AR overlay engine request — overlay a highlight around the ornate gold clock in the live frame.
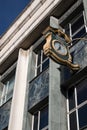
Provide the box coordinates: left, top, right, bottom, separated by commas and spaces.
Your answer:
43, 27, 80, 71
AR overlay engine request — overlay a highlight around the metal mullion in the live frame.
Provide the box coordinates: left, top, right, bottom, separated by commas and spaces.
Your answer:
41, 125, 48, 130
69, 108, 77, 114
38, 111, 40, 130
42, 57, 49, 64
83, 11, 87, 32
35, 54, 38, 76
72, 25, 85, 37
66, 91, 70, 130
41, 50, 43, 72
69, 23, 72, 39
69, 23, 73, 46
32, 115, 34, 130
75, 87, 79, 130
77, 100, 87, 109
5, 81, 9, 102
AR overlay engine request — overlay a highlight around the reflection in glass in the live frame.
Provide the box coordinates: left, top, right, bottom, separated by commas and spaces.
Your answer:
71, 15, 84, 34
68, 87, 75, 110
78, 104, 87, 129
40, 106, 48, 130
42, 59, 49, 72
72, 27, 86, 39
70, 112, 77, 130
77, 79, 87, 105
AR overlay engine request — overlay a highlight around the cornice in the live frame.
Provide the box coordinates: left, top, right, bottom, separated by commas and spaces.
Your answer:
0, 0, 46, 49
0, 0, 61, 65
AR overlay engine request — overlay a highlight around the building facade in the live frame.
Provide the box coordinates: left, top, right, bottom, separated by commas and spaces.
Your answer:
0, 0, 87, 130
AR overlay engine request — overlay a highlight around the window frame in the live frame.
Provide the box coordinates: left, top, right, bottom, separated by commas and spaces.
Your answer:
35, 50, 49, 77
67, 78, 87, 130
59, 3, 87, 47
32, 36, 49, 78
31, 104, 48, 130
0, 62, 16, 106
68, 11, 87, 40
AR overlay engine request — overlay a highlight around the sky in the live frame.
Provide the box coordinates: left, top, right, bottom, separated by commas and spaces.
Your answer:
0, 0, 31, 36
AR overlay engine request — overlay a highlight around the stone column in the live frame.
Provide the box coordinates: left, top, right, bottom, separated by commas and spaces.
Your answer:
24, 46, 37, 130
49, 59, 67, 130
8, 49, 30, 130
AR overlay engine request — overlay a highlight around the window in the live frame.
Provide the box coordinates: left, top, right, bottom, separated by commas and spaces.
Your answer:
67, 79, 87, 130
64, 11, 86, 45
0, 72, 15, 106
32, 105, 48, 130
34, 41, 49, 77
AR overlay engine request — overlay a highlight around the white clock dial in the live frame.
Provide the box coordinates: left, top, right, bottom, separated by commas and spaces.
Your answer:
53, 40, 67, 55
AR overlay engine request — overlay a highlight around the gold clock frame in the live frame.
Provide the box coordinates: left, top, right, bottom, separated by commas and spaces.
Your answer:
52, 40, 68, 56
43, 27, 80, 71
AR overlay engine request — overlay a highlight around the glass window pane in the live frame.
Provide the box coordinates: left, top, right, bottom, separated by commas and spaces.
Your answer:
43, 52, 47, 61
37, 51, 41, 66
37, 66, 41, 76
71, 15, 84, 34
42, 59, 49, 72
77, 79, 87, 105
69, 111, 77, 130
72, 27, 86, 39
65, 26, 70, 36
78, 104, 87, 129
40, 106, 48, 130
7, 75, 15, 100
33, 113, 38, 130
68, 87, 75, 111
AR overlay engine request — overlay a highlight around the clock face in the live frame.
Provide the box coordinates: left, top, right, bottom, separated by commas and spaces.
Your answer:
52, 40, 68, 55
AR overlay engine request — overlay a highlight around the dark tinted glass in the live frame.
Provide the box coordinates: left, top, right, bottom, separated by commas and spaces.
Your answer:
71, 15, 84, 34
70, 112, 77, 130
77, 79, 87, 105
72, 27, 86, 39
42, 59, 49, 71
37, 51, 41, 66
3, 127, 8, 130
68, 87, 75, 110
34, 113, 38, 130
37, 66, 41, 76
78, 104, 87, 129
43, 52, 47, 61
40, 106, 48, 129
65, 27, 70, 37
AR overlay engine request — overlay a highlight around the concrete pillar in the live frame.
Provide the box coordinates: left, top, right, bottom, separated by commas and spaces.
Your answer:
25, 46, 36, 130
49, 59, 67, 130
8, 49, 30, 130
